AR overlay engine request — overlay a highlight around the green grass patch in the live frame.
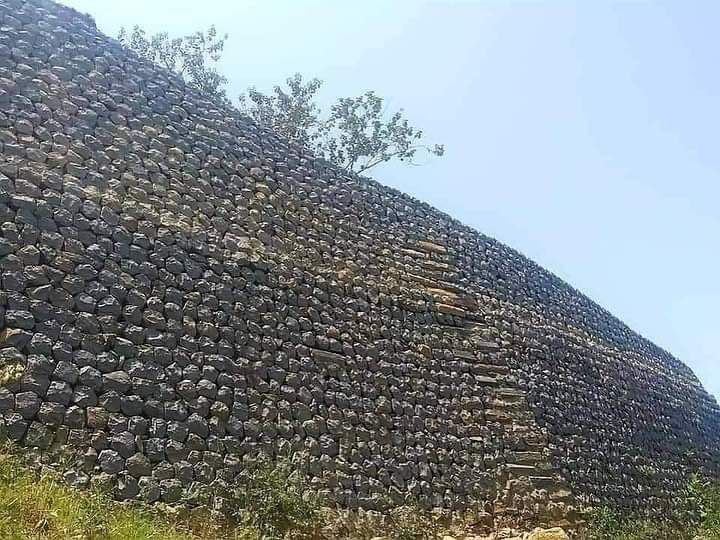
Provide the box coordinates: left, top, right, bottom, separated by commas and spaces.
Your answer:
3, 442, 718, 540
585, 476, 720, 540
0, 448, 444, 539
0, 452, 184, 539
0, 451, 254, 539
229, 455, 323, 539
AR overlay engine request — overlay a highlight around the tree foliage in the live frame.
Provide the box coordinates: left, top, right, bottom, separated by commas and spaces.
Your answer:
118, 25, 228, 101
238, 73, 324, 149
239, 73, 444, 174
228, 455, 323, 539
121, 26, 444, 174
321, 91, 445, 174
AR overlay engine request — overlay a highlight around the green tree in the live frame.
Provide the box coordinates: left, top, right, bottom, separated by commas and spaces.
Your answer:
239, 73, 444, 174
238, 73, 324, 149
121, 26, 444, 174
118, 25, 228, 102
320, 90, 445, 174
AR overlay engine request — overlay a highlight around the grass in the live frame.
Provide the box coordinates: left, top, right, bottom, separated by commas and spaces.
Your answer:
228, 455, 323, 539
0, 450, 255, 540
0, 452, 182, 539
320, 503, 441, 540
585, 476, 720, 540
0, 448, 446, 539
2, 440, 718, 540
585, 507, 688, 540
227, 456, 442, 539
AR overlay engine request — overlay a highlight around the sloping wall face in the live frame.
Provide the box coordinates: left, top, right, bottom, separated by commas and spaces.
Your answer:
0, 0, 718, 527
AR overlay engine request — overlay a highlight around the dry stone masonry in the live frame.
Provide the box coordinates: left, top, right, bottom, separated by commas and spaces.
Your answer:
0, 0, 718, 530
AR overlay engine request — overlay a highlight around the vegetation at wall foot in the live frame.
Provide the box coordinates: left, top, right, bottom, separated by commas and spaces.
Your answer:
585, 477, 720, 540
1, 441, 719, 540
0, 449, 445, 539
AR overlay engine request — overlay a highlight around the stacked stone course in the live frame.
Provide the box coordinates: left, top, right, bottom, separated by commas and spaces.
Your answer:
0, 0, 717, 529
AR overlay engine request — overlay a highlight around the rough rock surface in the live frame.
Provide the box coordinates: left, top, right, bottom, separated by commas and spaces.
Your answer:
0, 0, 718, 530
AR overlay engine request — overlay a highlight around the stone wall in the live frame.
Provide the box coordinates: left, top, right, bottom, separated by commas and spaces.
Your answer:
0, 0, 717, 528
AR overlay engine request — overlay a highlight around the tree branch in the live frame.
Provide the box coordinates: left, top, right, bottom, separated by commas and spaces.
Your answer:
355, 150, 405, 174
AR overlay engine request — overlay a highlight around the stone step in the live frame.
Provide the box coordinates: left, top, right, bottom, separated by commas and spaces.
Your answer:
529, 475, 560, 488
427, 290, 478, 312
443, 280, 475, 293
505, 463, 539, 476
399, 247, 429, 260
461, 311, 488, 324
489, 395, 526, 407
484, 409, 514, 424
452, 330, 500, 354
523, 441, 546, 450
446, 338, 500, 355
550, 488, 574, 502
436, 303, 466, 318
420, 258, 453, 272
505, 451, 544, 465
418, 267, 460, 282
464, 321, 491, 333
426, 278, 469, 295
504, 439, 546, 452
467, 339, 502, 352
506, 468, 560, 484
473, 362, 509, 375
477, 342, 501, 353
413, 240, 448, 255
475, 375, 498, 386
486, 397, 524, 409
494, 387, 526, 399
485, 409, 534, 424
403, 271, 439, 289
437, 324, 470, 335
453, 349, 477, 361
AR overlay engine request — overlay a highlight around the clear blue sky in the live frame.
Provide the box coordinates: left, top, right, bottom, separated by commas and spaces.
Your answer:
60, 0, 720, 399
